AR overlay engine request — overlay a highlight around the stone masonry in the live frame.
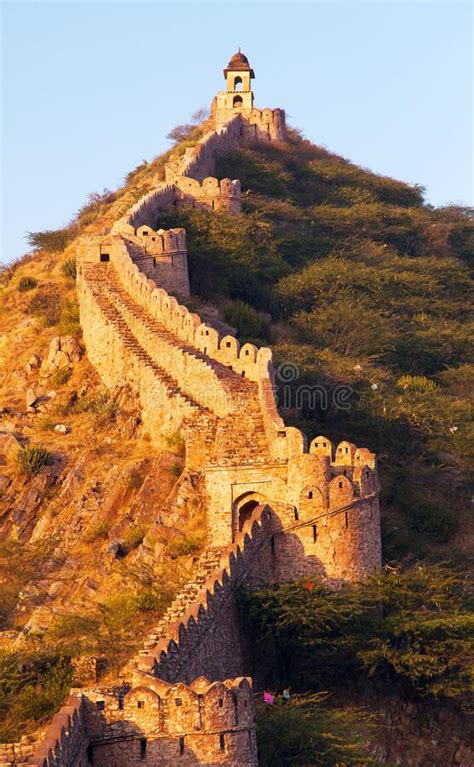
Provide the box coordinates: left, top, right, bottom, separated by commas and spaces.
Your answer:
15, 53, 382, 766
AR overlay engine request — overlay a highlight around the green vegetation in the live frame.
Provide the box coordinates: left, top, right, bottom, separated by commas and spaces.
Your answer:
121, 524, 146, 554
26, 289, 62, 326
48, 584, 174, 675
70, 391, 116, 425
158, 132, 473, 559
166, 535, 203, 559
239, 564, 474, 711
18, 276, 38, 292
256, 693, 376, 766
0, 651, 72, 741
83, 520, 112, 543
222, 299, 269, 343
61, 256, 77, 280
50, 365, 72, 387
16, 447, 53, 478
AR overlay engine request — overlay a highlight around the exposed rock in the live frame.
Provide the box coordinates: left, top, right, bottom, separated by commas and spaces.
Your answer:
54, 424, 69, 435
0, 475, 11, 492
26, 388, 38, 408
0, 431, 22, 461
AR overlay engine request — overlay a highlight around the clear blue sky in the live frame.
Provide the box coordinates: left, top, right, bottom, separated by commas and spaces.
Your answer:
1, 1, 472, 263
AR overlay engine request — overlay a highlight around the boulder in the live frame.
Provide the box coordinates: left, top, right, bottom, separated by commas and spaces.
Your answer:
26, 388, 38, 408
54, 424, 68, 435
0, 432, 21, 460
51, 350, 70, 369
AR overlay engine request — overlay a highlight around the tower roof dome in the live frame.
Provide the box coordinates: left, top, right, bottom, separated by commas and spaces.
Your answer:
224, 50, 255, 78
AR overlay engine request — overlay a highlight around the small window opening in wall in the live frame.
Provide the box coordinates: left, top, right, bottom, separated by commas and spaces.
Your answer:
244, 699, 248, 708
338, 481, 343, 488
140, 739, 147, 760
142, 231, 148, 236
220, 734, 225, 751
241, 371, 245, 377
294, 507, 299, 520
308, 491, 313, 499
218, 698, 224, 707
343, 469, 346, 476
137, 700, 145, 709
179, 737, 185, 755
277, 430, 286, 438
226, 341, 232, 348
96, 700, 105, 711
100, 253, 110, 263
366, 470, 370, 478
153, 258, 156, 267
245, 350, 249, 355
151, 237, 156, 241
345, 447, 349, 454
323, 442, 327, 447
204, 347, 207, 355
117, 697, 123, 710
86, 745, 94, 764
345, 511, 349, 528
175, 698, 182, 707
312, 524, 317, 543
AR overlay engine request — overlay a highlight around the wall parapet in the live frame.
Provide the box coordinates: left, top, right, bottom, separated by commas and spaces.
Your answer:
132, 505, 273, 683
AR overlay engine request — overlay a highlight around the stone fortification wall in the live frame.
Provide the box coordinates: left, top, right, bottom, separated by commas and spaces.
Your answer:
28, 695, 90, 767
134, 506, 273, 683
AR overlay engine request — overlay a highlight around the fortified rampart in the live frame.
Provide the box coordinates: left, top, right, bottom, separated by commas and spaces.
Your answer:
20, 51, 381, 766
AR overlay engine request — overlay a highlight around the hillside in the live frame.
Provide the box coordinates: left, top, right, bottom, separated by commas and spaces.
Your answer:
0, 115, 472, 763
161, 130, 474, 562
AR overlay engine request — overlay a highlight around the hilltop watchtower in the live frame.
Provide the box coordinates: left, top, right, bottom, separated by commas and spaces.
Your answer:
213, 50, 255, 124
212, 50, 286, 141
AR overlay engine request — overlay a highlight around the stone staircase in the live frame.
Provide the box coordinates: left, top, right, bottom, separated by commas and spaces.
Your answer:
82, 262, 272, 465
138, 547, 224, 655
82, 263, 210, 419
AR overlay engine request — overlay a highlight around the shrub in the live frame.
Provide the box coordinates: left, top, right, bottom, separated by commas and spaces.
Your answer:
61, 257, 76, 280
18, 276, 38, 292
128, 468, 144, 489
169, 462, 182, 477
72, 392, 116, 424
26, 290, 62, 326
16, 447, 53, 478
121, 524, 145, 554
409, 502, 458, 543
27, 228, 76, 253
56, 299, 81, 336
222, 299, 269, 341
51, 366, 72, 387
83, 520, 111, 543
166, 535, 203, 559
165, 431, 185, 451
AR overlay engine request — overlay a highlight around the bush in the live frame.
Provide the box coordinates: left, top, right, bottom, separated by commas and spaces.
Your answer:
26, 290, 62, 326
128, 468, 144, 489
16, 447, 53, 478
409, 502, 458, 542
18, 276, 38, 292
256, 694, 375, 766
72, 392, 116, 424
51, 366, 72, 387
169, 462, 182, 477
166, 535, 203, 559
121, 524, 145, 554
0, 653, 72, 741
61, 257, 76, 280
56, 299, 81, 336
222, 299, 269, 342
27, 228, 76, 253
83, 520, 112, 543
